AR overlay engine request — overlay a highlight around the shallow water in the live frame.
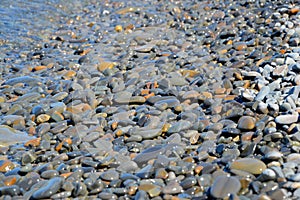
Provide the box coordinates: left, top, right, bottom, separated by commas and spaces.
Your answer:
0, 0, 89, 49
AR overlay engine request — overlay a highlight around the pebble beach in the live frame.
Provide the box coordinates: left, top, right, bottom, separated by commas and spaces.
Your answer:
1, 0, 300, 199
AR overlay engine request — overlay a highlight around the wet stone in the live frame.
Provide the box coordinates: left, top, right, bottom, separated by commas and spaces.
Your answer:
130, 128, 162, 139
0, 185, 20, 196
31, 177, 63, 199
167, 120, 192, 133
264, 151, 283, 160
162, 181, 183, 194
210, 175, 241, 199
180, 177, 197, 189
100, 170, 119, 181
4, 76, 41, 86
138, 183, 161, 197
134, 145, 165, 167
98, 192, 118, 200
136, 164, 153, 179
0, 160, 15, 173
2, 1, 300, 199
40, 170, 59, 179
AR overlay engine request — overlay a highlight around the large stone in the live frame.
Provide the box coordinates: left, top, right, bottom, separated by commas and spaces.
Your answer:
238, 116, 256, 130
230, 158, 266, 175
275, 113, 298, 125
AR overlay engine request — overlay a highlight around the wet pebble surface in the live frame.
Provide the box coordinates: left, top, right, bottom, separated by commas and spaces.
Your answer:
0, 0, 300, 199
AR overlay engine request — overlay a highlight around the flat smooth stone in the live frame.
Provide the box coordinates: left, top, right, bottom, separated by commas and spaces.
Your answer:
210, 175, 241, 199
275, 114, 298, 125
230, 158, 266, 175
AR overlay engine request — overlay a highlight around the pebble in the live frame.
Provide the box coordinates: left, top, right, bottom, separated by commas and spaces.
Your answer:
275, 113, 298, 125
230, 158, 267, 175
1, 0, 300, 199
31, 177, 63, 199
138, 183, 161, 197
238, 116, 256, 130
210, 175, 241, 199
255, 86, 270, 101
100, 170, 119, 181
162, 181, 183, 194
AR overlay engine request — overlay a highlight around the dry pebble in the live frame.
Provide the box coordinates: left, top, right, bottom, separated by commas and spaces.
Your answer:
230, 158, 267, 175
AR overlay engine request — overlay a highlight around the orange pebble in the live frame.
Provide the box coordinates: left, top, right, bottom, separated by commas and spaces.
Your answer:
195, 165, 204, 174
183, 157, 194, 163
280, 49, 286, 54
55, 142, 63, 152
115, 129, 123, 137
4, 177, 17, 186
60, 172, 73, 178
64, 138, 72, 145
24, 138, 41, 147
111, 121, 118, 130
290, 7, 299, 15
28, 126, 36, 135
0, 160, 14, 173
153, 81, 159, 88
141, 89, 150, 95
33, 65, 47, 71
144, 92, 155, 99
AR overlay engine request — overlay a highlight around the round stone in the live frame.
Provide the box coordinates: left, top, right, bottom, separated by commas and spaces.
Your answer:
238, 116, 256, 130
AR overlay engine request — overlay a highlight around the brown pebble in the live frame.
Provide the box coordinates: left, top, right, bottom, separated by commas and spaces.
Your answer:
162, 123, 171, 133
36, 114, 51, 123
190, 132, 200, 144
98, 62, 116, 72
214, 88, 226, 95
230, 158, 266, 174
0, 160, 14, 172
180, 69, 199, 78
62, 70, 76, 80
111, 121, 118, 130
128, 185, 138, 196
241, 132, 254, 142
144, 92, 155, 99
67, 103, 92, 114
33, 65, 47, 71
155, 168, 168, 179
289, 7, 299, 15
4, 176, 17, 186
60, 172, 73, 178
194, 165, 203, 174
115, 25, 123, 32
24, 138, 41, 147
141, 89, 150, 95
238, 116, 256, 130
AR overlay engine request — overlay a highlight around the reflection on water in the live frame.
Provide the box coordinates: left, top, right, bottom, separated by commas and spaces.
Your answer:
0, 0, 86, 46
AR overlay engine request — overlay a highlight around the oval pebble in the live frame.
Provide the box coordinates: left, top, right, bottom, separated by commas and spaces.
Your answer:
32, 177, 63, 199
275, 114, 298, 125
210, 175, 241, 199
230, 158, 266, 175
238, 116, 256, 130
100, 170, 119, 181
